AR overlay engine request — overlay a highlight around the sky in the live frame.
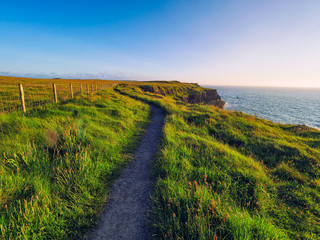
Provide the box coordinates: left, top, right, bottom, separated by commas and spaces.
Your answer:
1, 0, 320, 87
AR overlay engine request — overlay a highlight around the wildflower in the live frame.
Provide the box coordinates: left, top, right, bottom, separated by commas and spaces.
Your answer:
213, 233, 218, 240
225, 212, 229, 221
204, 172, 207, 184
211, 198, 216, 208
194, 180, 198, 191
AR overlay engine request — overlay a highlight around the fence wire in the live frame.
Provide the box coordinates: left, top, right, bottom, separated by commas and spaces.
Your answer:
0, 83, 113, 114
0, 84, 21, 113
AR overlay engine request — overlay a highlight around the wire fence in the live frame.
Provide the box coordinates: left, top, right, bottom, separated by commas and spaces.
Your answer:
0, 83, 112, 114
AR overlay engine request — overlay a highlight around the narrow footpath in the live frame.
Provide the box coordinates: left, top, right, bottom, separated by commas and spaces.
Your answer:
88, 104, 165, 240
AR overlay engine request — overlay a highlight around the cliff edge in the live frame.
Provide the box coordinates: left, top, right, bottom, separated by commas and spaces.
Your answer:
129, 82, 225, 108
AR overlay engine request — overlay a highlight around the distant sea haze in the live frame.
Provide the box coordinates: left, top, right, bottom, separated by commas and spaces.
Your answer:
205, 86, 320, 130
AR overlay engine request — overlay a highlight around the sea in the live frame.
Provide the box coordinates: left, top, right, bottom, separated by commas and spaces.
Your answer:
204, 86, 320, 130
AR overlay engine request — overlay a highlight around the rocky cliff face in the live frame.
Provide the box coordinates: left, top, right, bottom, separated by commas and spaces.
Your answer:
137, 84, 225, 108
186, 89, 221, 103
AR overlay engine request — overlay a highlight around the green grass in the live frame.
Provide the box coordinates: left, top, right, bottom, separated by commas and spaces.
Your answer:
0, 76, 116, 113
116, 84, 320, 240
116, 82, 225, 107
0, 89, 150, 239
2, 79, 320, 239
0, 75, 215, 113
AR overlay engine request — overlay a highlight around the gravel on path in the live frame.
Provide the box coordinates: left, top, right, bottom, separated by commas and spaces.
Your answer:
88, 104, 165, 240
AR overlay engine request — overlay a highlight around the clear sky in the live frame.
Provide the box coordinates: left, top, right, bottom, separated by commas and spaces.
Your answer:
1, 0, 320, 87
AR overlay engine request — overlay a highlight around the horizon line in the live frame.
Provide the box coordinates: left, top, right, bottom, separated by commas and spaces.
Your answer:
1, 74, 320, 89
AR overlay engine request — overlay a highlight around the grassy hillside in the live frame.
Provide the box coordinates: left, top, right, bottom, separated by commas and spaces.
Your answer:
0, 89, 150, 239
1, 76, 220, 113
1, 77, 319, 239
117, 82, 225, 107
0, 76, 118, 113
116, 84, 320, 240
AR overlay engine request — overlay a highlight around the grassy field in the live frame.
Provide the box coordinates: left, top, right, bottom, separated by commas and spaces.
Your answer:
0, 76, 118, 113
116, 84, 320, 240
0, 76, 209, 113
0, 88, 150, 239
1, 77, 320, 239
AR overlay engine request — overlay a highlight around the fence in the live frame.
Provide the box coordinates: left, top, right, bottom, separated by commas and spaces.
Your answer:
0, 83, 112, 114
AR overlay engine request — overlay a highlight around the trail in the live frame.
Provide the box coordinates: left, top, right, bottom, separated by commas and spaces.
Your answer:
88, 104, 165, 240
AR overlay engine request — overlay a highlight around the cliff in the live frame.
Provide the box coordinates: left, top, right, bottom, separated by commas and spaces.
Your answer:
185, 88, 224, 107
133, 83, 225, 108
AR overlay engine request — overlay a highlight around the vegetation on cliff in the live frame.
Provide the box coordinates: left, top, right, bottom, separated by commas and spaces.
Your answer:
116, 84, 320, 240
1, 77, 319, 239
116, 82, 225, 107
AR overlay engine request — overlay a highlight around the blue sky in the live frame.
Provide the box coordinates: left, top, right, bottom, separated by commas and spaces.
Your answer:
1, 0, 320, 87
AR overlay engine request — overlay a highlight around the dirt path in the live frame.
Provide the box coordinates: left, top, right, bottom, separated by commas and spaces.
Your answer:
88, 104, 165, 240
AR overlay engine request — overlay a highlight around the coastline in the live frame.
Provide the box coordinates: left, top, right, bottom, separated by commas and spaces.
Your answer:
205, 85, 320, 130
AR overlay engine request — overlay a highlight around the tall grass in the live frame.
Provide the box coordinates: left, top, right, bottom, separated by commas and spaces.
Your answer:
0, 89, 150, 239
117, 84, 320, 240
2, 80, 319, 239
0, 75, 207, 113
0, 81, 111, 113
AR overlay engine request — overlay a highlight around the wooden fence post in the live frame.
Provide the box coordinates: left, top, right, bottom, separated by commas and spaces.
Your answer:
18, 84, 26, 113
70, 84, 73, 99
80, 84, 83, 94
53, 83, 58, 103
87, 84, 89, 95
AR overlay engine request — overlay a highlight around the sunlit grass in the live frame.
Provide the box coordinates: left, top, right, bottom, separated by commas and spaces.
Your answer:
0, 89, 150, 239
0, 76, 116, 113
1, 79, 319, 239
117, 84, 320, 240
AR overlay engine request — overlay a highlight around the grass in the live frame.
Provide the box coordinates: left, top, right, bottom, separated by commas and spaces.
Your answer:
0, 88, 150, 239
116, 84, 320, 240
0, 76, 211, 113
116, 82, 225, 107
0, 76, 117, 113
1, 78, 320, 239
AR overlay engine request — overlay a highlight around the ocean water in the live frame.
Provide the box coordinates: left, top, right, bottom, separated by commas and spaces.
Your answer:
204, 86, 320, 129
